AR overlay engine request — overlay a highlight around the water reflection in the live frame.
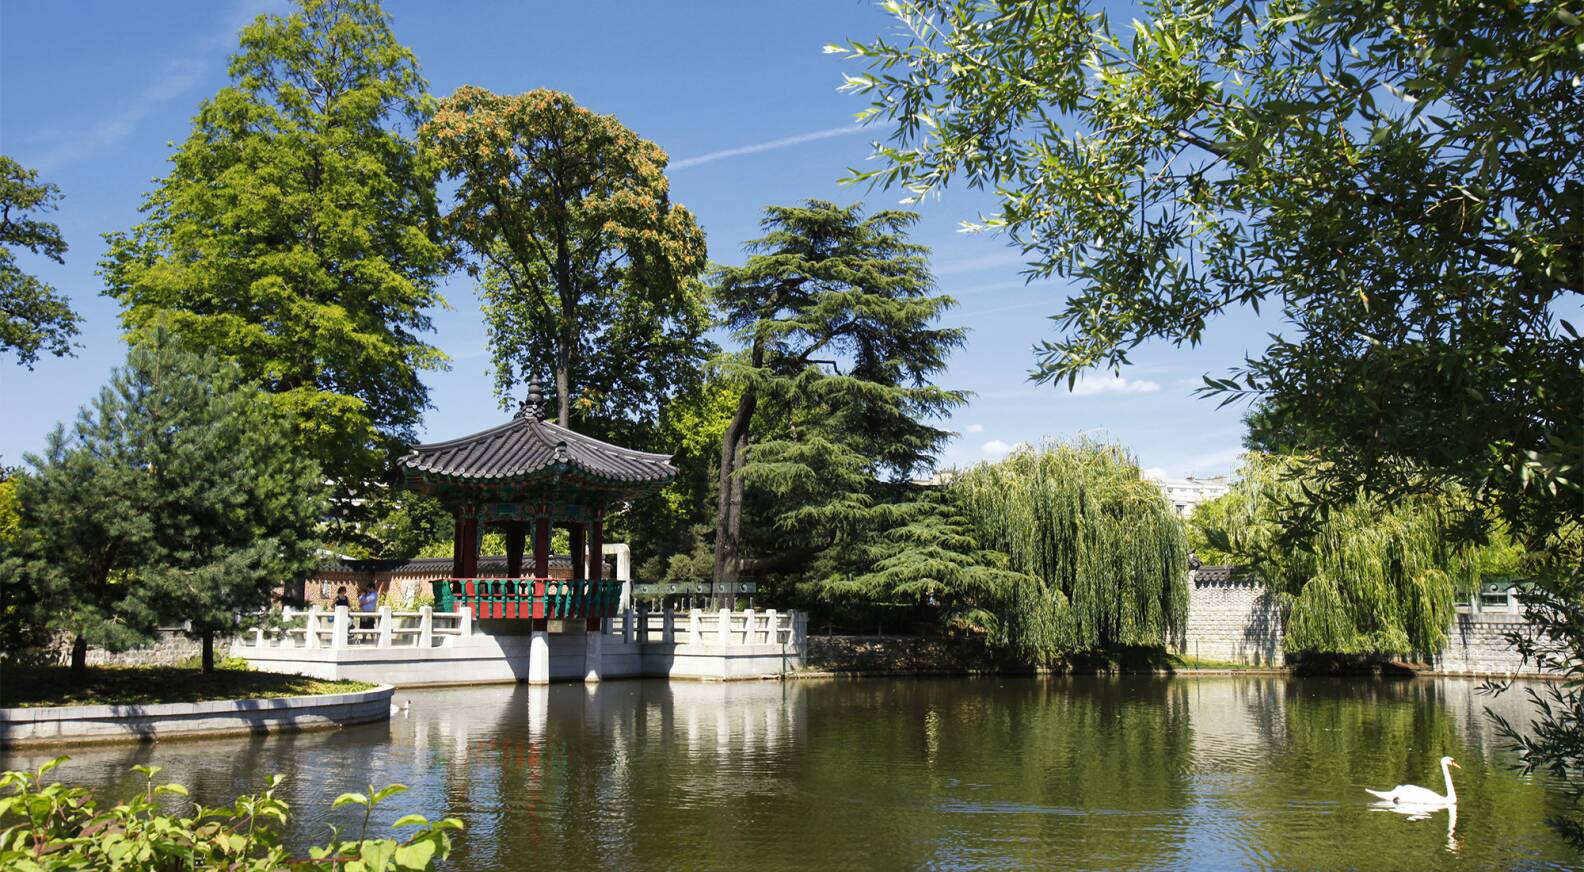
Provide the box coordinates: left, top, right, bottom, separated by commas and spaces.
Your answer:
2, 677, 1574, 870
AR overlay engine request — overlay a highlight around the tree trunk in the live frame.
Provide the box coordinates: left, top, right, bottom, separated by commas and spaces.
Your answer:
713, 387, 757, 591
201, 630, 215, 674
69, 634, 87, 678
555, 364, 571, 428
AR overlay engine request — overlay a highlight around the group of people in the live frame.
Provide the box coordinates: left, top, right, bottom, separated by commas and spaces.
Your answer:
332, 585, 380, 638
331, 584, 378, 612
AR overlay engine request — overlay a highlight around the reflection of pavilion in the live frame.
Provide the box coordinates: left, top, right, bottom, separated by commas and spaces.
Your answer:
236, 384, 807, 685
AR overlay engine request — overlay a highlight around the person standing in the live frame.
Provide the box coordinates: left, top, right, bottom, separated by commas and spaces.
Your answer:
358, 585, 378, 639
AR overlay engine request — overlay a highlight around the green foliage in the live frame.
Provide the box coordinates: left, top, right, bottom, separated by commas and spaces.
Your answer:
0, 473, 18, 545
952, 440, 1189, 654
1185, 493, 1240, 565
710, 200, 967, 590
422, 86, 710, 431
338, 490, 453, 561
1199, 454, 1474, 655
0, 758, 460, 870
622, 377, 740, 573
835, 486, 1062, 659
100, 0, 448, 545
0, 330, 326, 670
0, 665, 372, 708
0, 156, 80, 367
1484, 529, 1584, 849
833, 0, 1582, 554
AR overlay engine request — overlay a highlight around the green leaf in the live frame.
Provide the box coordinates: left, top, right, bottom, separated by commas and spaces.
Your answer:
393, 839, 438, 870
332, 792, 369, 809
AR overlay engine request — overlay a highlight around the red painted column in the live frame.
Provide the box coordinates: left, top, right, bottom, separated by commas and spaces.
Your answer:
533, 517, 551, 579
460, 517, 481, 578
532, 516, 551, 625
505, 523, 526, 578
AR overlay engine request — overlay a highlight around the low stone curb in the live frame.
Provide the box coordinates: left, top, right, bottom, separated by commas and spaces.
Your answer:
0, 684, 394, 749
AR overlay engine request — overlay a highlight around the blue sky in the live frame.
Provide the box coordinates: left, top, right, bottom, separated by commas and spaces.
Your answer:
0, 0, 1264, 478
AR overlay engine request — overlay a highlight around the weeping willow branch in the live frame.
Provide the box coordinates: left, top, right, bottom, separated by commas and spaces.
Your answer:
951, 439, 1190, 654
1202, 453, 1477, 656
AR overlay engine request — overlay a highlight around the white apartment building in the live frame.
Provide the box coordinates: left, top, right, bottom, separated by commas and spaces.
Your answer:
1154, 475, 1231, 517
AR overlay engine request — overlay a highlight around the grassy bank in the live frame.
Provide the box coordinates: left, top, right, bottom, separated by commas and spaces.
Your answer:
0, 661, 375, 708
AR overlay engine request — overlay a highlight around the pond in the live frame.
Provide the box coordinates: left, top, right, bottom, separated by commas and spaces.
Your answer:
3, 676, 1578, 870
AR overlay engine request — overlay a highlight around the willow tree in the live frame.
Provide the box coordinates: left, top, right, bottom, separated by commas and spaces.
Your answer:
1200, 453, 1474, 656
422, 86, 710, 432
836, 485, 1070, 661
952, 440, 1189, 652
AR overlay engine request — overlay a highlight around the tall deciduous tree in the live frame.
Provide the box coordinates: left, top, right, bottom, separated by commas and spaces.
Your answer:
710, 200, 966, 587
2, 331, 326, 675
422, 86, 710, 430
101, 0, 448, 546
0, 156, 80, 367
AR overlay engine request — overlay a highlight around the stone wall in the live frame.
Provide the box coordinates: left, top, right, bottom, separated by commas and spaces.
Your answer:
71, 629, 230, 668
1179, 568, 1285, 666
1431, 612, 1549, 677
1179, 568, 1556, 677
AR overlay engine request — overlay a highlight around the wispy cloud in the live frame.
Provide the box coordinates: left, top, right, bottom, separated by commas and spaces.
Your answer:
1067, 375, 1161, 397
964, 423, 985, 434
981, 439, 1029, 458
1142, 466, 1169, 481
25, 0, 284, 172
670, 124, 868, 170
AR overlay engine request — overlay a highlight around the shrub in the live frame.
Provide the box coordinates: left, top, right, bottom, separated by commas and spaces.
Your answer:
0, 757, 461, 870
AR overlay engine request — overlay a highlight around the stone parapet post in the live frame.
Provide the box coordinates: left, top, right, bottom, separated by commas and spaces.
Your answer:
528, 631, 551, 685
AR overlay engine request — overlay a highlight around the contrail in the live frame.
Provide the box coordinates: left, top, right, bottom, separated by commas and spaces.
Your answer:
670, 124, 868, 170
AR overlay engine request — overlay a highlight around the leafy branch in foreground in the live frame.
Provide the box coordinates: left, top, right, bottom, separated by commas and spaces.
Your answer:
0, 155, 80, 368
833, 0, 1581, 544
0, 757, 462, 870
1482, 534, 1584, 850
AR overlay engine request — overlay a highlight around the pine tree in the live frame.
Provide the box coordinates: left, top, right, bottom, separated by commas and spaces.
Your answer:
709, 200, 966, 590
2, 331, 326, 674
100, 0, 447, 548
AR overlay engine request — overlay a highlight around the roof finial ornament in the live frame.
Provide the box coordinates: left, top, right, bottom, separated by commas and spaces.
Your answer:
517, 378, 545, 421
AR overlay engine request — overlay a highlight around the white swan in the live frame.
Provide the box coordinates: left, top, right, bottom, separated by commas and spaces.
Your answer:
1366, 756, 1461, 808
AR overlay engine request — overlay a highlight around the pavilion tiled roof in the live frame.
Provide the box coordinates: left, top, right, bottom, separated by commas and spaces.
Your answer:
397, 384, 676, 487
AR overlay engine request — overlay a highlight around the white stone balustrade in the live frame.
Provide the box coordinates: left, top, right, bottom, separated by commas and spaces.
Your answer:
245, 605, 473, 650
235, 605, 808, 686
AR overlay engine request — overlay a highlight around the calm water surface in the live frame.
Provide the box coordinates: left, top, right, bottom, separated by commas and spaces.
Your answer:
4, 676, 1579, 870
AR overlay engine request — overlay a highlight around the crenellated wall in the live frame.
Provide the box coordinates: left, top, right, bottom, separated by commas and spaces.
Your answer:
1179, 568, 1285, 666
1180, 567, 1556, 676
